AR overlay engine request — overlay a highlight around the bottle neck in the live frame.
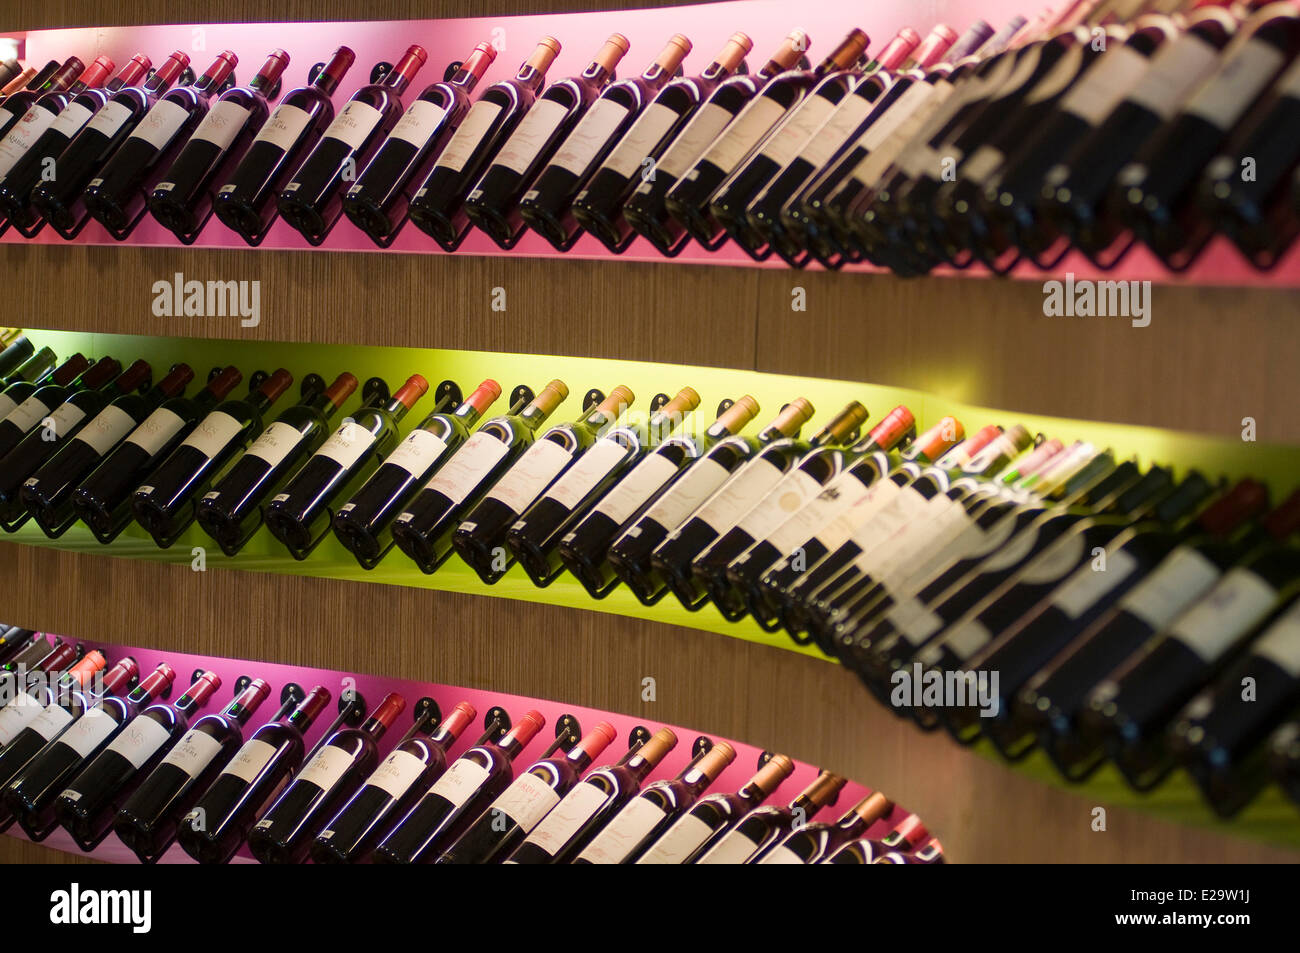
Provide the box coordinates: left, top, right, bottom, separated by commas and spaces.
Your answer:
451, 401, 484, 427
223, 700, 257, 726
286, 707, 317, 733
359, 716, 389, 741
382, 395, 414, 423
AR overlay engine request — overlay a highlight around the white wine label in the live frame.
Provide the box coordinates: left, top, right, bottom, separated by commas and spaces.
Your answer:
701, 96, 787, 174
316, 420, 377, 470
295, 744, 356, 792
1169, 568, 1277, 663
1125, 33, 1221, 121
856, 81, 933, 154
893, 601, 946, 647
490, 770, 562, 831
698, 829, 761, 864
245, 421, 306, 469
1117, 546, 1222, 632
760, 94, 838, 166
48, 101, 95, 140
74, 405, 138, 456
1251, 600, 1300, 678
3, 395, 51, 434
426, 431, 511, 504
106, 715, 173, 769
389, 99, 450, 149
595, 452, 681, 525
1060, 45, 1150, 126
851, 486, 932, 568
0, 393, 17, 419
1052, 547, 1139, 619
253, 103, 313, 151
47, 401, 86, 436
324, 100, 384, 150
735, 469, 824, 539
942, 618, 993, 661
814, 478, 902, 554
484, 438, 572, 512
872, 495, 973, 593
603, 102, 681, 179
190, 99, 251, 151
849, 87, 944, 190
758, 845, 805, 865
84, 100, 134, 139
524, 779, 608, 854
0, 691, 45, 746
221, 738, 277, 784
655, 102, 735, 179
764, 474, 861, 556
1024, 43, 1087, 106
427, 757, 491, 808
545, 438, 630, 510
161, 728, 224, 778
641, 457, 733, 530
366, 749, 428, 800
384, 429, 449, 477
27, 701, 74, 741
435, 100, 503, 173
575, 795, 666, 864
182, 411, 244, 458
637, 812, 714, 864
1019, 533, 1088, 585
494, 99, 569, 175
129, 99, 192, 150
691, 458, 786, 535
551, 98, 629, 177
1184, 40, 1284, 130
126, 407, 188, 457
960, 144, 1004, 186
59, 707, 119, 758
799, 93, 875, 169
0, 105, 58, 176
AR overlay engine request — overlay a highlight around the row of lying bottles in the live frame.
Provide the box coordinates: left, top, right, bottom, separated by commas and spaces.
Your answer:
7, 1, 1300, 273
0, 633, 939, 864
4, 333, 1299, 815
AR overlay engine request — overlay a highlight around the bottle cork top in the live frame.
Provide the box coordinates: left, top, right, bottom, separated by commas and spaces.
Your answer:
207, 365, 244, 400
654, 34, 693, 74
822, 401, 871, 444
576, 722, 618, 760
323, 372, 358, 408
1197, 479, 1269, 537
369, 692, 407, 728
849, 791, 894, 825
693, 740, 737, 780
102, 657, 139, 694
864, 404, 917, 453
116, 55, 152, 87
593, 33, 631, 73
530, 379, 569, 416
114, 359, 153, 394
51, 354, 90, 386
770, 30, 811, 71
441, 701, 478, 738
716, 394, 761, 433
660, 386, 701, 418
827, 28, 871, 69
771, 397, 816, 437
466, 378, 503, 415
596, 384, 636, 417
257, 368, 294, 403
802, 770, 847, 807
749, 753, 795, 794
638, 726, 678, 765
713, 32, 754, 72
392, 373, 429, 409
525, 37, 563, 73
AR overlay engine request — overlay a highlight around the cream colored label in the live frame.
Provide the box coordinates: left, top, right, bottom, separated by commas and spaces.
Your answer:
245, 421, 305, 469
0, 690, 44, 746
106, 715, 172, 769
253, 103, 313, 151
759, 94, 838, 166
4, 394, 51, 434
435, 100, 503, 173
427, 757, 491, 809
424, 431, 510, 505
1183, 39, 1284, 130
129, 99, 192, 150
490, 771, 562, 831
494, 98, 569, 175
1024, 44, 1087, 105
688, 457, 786, 534
545, 438, 630, 510
48, 100, 94, 140
126, 407, 187, 456
595, 453, 680, 525
550, 98, 629, 177
637, 812, 715, 864
161, 728, 224, 778
366, 749, 428, 800
799, 93, 876, 168
1252, 600, 1300, 678
324, 100, 384, 150
47, 401, 86, 437
74, 405, 137, 456
1125, 33, 1221, 121
0, 104, 57, 176
221, 738, 276, 784
182, 411, 244, 458
575, 795, 665, 864
602, 102, 680, 179
484, 437, 572, 512
0, 393, 17, 419
700, 96, 786, 174
192, 99, 251, 150
384, 429, 449, 477
1118, 546, 1223, 631
1169, 568, 1277, 663
697, 828, 760, 864
522, 780, 608, 855
27, 701, 74, 741
389, 99, 450, 149
1060, 45, 1150, 125
59, 707, 119, 758
84, 100, 133, 139
295, 744, 355, 792
1052, 548, 1138, 619
960, 144, 1004, 186
641, 457, 732, 529
735, 468, 823, 539
655, 102, 735, 179
758, 844, 804, 864
316, 420, 377, 470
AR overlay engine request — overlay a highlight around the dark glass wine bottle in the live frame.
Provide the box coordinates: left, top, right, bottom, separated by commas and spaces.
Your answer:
148, 50, 289, 243
754, 791, 892, 864
196, 372, 357, 556
344, 42, 496, 247
113, 678, 271, 864
0, 56, 84, 142
821, 812, 930, 863
0, 335, 35, 382
0, 55, 110, 180
278, 45, 427, 245
694, 769, 845, 864
177, 685, 331, 864
71, 366, 242, 544
212, 46, 355, 246
0, 347, 59, 416
0, 642, 83, 748
464, 35, 628, 249
334, 379, 501, 569
0, 354, 114, 460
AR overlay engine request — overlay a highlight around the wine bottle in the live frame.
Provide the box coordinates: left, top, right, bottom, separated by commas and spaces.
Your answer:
0, 66, 38, 99
391, 382, 567, 574
0, 55, 110, 179
0, 335, 36, 382
21, 364, 193, 538
0, 636, 64, 677
0, 56, 84, 142
464, 35, 628, 249
374, 710, 546, 864
0, 627, 41, 668
0, 55, 151, 236
148, 50, 289, 243
0, 59, 22, 91
0, 354, 115, 460
561, 395, 756, 599
574, 741, 734, 864
505, 727, 676, 864
54, 672, 221, 850
0, 350, 77, 420
213, 46, 355, 246
197, 372, 357, 556
873, 837, 946, 864
821, 812, 930, 864
344, 43, 496, 247
113, 678, 271, 864
709, 28, 871, 260
72, 366, 243, 544
636, 753, 794, 864
279, 45, 427, 245
177, 685, 331, 864
248, 692, 405, 864
521, 35, 693, 251
83, 51, 239, 240
652, 398, 817, 610
28, 51, 189, 239
311, 701, 476, 864
694, 769, 845, 863
455, 384, 630, 584
408, 38, 562, 251
4, 663, 174, 841
263, 374, 427, 559
755, 791, 892, 863
335, 379, 500, 569
132, 368, 293, 547
437, 721, 616, 863
510, 387, 699, 587
0, 643, 84, 748
574, 34, 752, 253
625, 32, 807, 256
